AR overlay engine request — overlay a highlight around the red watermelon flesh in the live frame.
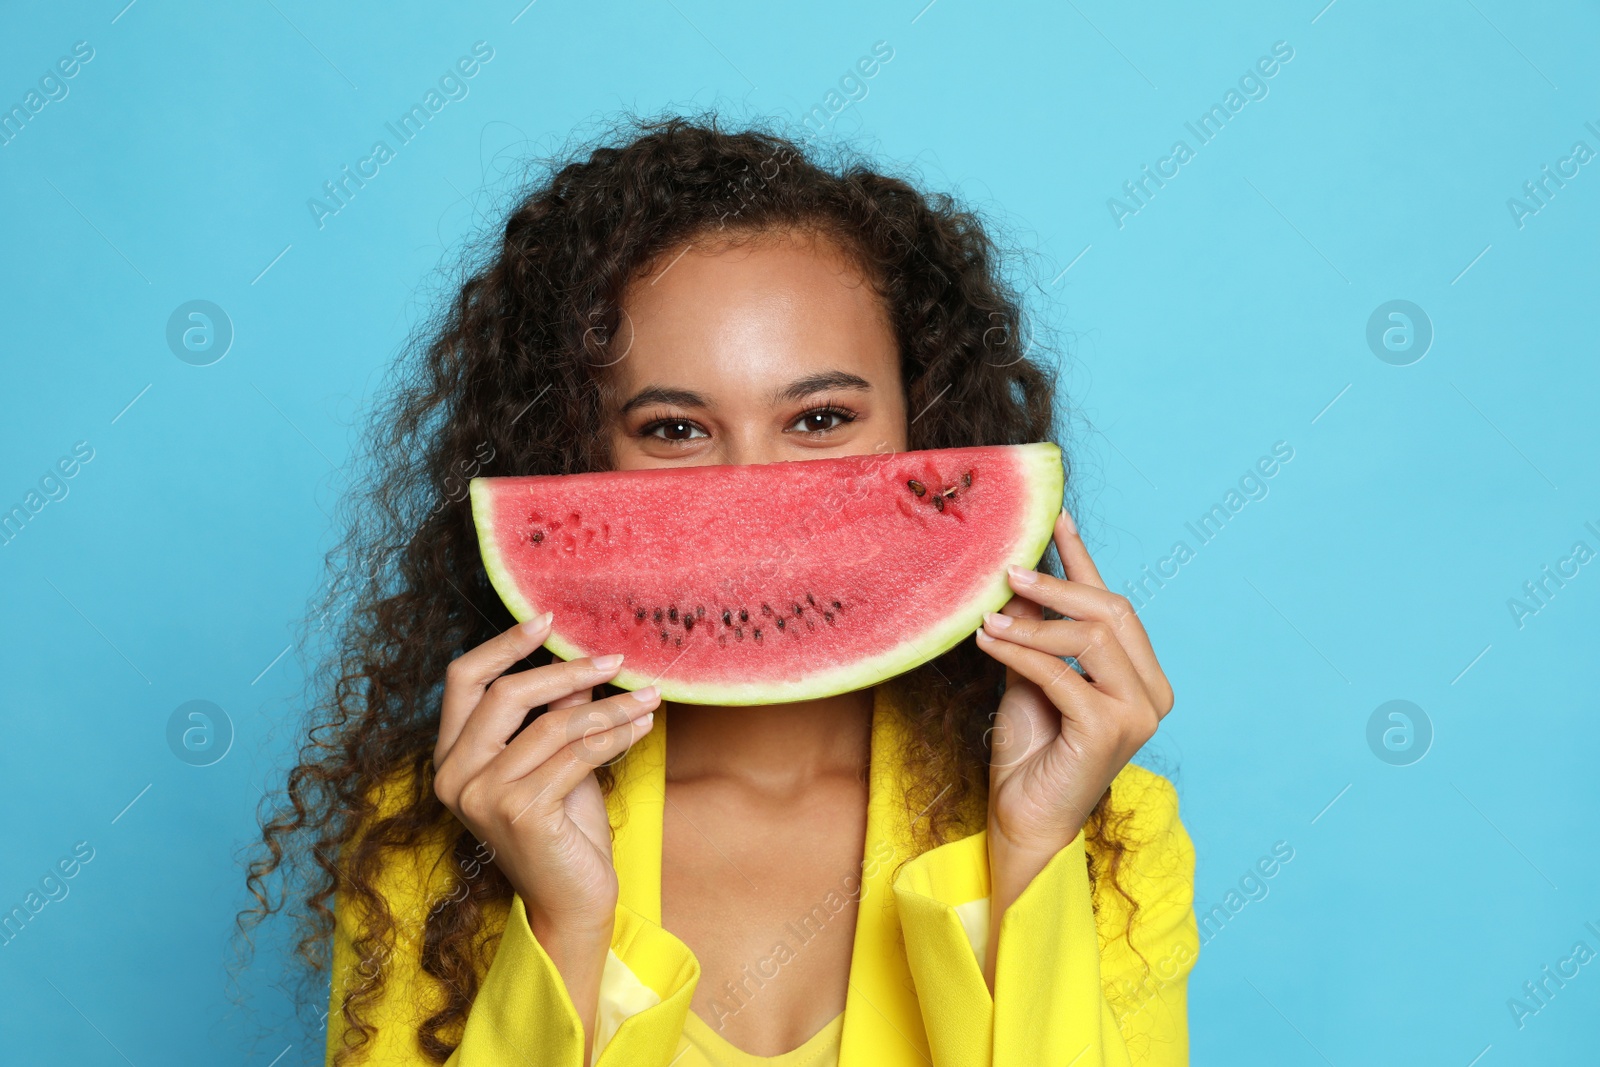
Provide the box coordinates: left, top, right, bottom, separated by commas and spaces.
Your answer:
469, 443, 1063, 705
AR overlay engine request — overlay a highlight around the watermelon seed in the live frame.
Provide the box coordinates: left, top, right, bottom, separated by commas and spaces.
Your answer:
735, 627, 744, 640
776, 617, 786, 631
793, 603, 803, 616
824, 611, 834, 624
659, 630, 668, 642
696, 605, 705, 620
674, 636, 682, 647
668, 607, 678, 622
806, 593, 816, 607
684, 615, 695, 632
741, 608, 751, 622
653, 608, 664, 623
962, 470, 973, 487
635, 608, 646, 622
753, 629, 762, 641
933, 495, 945, 512
941, 486, 957, 498
831, 600, 843, 610
908, 479, 926, 496
722, 609, 732, 626
531, 531, 544, 543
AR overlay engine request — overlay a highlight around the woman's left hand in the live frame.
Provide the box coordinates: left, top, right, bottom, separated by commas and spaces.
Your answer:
975, 507, 1175, 939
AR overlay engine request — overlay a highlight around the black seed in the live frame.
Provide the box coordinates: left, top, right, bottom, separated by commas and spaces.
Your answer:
824, 611, 834, 623
962, 470, 972, 487
684, 616, 694, 631
634, 608, 646, 621
753, 629, 762, 641
654, 608, 663, 623
908, 479, 926, 496
722, 610, 732, 626
735, 627, 744, 640
675, 636, 682, 647
740, 608, 750, 622
659, 630, 668, 642
668, 607, 678, 622
831, 600, 842, 610
933, 495, 945, 512
696, 605, 705, 619
531, 531, 544, 543
794, 603, 803, 615
942, 486, 957, 497
806, 594, 816, 607
776, 617, 786, 630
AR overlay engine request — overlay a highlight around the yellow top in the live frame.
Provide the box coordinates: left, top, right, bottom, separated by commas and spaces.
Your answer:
680, 1009, 842, 1066
325, 685, 1199, 1066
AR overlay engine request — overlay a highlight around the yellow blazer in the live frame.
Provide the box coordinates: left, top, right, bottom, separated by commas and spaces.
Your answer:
326, 685, 1199, 1065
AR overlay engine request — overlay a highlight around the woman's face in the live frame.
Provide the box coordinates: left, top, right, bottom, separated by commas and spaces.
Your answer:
604, 228, 908, 470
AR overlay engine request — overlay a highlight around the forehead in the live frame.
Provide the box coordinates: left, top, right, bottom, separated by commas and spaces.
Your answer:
607, 228, 898, 398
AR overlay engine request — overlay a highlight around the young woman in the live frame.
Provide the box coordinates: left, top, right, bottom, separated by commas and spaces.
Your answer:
242, 117, 1196, 1067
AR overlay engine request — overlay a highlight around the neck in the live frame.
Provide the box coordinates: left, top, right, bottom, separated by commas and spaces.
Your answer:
662, 687, 874, 792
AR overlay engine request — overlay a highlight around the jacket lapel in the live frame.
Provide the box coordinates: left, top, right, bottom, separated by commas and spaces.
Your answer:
838, 684, 930, 1064
605, 686, 931, 1062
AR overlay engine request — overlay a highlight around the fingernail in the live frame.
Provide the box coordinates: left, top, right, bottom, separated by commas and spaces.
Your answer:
592, 653, 624, 671
520, 611, 553, 635
974, 625, 992, 642
1007, 565, 1038, 585
631, 685, 659, 703
633, 711, 654, 728
1059, 508, 1077, 535
984, 612, 1013, 630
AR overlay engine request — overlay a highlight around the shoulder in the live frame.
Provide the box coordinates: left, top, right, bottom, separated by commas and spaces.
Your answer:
336, 763, 463, 934
1089, 763, 1196, 934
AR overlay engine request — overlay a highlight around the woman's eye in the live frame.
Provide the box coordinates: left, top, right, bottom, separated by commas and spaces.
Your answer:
644, 418, 707, 442
791, 408, 854, 434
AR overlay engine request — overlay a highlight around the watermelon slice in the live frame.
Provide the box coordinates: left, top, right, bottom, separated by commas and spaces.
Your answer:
468, 443, 1063, 705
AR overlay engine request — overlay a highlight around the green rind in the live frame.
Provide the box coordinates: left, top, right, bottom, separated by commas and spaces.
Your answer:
469, 477, 538, 622
469, 443, 1065, 705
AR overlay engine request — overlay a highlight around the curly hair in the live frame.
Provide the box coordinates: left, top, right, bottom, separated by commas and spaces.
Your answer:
235, 113, 1143, 1065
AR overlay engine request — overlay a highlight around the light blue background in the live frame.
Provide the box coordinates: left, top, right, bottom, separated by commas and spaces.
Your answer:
2, 1, 1596, 1064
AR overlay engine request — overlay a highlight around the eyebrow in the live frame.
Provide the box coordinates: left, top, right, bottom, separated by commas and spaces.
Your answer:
617, 370, 873, 416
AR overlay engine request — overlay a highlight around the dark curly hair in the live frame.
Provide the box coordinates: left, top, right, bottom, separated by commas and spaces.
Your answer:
235, 113, 1142, 1065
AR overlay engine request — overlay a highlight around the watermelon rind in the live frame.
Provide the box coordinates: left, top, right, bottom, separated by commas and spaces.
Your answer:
468, 443, 1064, 705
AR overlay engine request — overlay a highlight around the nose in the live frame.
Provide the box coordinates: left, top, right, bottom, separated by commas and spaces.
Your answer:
707, 426, 788, 468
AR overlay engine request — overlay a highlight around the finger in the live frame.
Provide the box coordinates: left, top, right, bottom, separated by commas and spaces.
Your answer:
547, 685, 593, 713
1053, 507, 1109, 590
981, 614, 1142, 703
488, 686, 662, 785
975, 627, 1097, 720
1004, 566, 1171, 711
501, 707, 658, 826
445, 656, 628, 781
438, 613, 553, 759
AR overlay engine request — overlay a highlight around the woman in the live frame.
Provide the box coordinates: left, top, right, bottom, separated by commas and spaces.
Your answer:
241, 116, 1196, 1066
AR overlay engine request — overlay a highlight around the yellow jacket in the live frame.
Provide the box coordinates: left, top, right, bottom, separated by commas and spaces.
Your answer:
326, 685, 1199, 1066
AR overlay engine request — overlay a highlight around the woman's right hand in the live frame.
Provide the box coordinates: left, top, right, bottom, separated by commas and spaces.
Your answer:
432, 611, 659, 1046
